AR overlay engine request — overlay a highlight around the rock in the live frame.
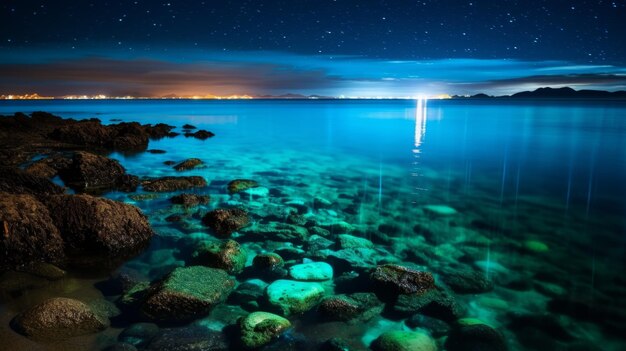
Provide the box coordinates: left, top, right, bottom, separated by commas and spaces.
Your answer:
289, 262, 333, 281
229, 279, 268, 308
337, 234, 374, 249
317, 292, 383, 322
265, 280, 325, 316
406, 314, 450, 337
445, 322, 508, 351
306, 235, 335, 253
129, 193, 161, 201
164, 160, 176, 166
191, 239, 247, 274
25, 154, 72, 178
103, 343, 138, 351
523, 240, 549, 253
239, 311, 291, 349
239, 222, 308, 243
18, 262, 66, 280
423, 205, 457, 216
184, 129, 215, 140
313, 197, 333, 208
182, 124, 197, 130
173, 158, 204, 171
46, 194, 154, 256
320, 338, 351, 351
202, 208, 250, 237
170, 194, 210, 207
145, 123, 177, 139
142, 176, 207, 192
50, 120, 151, 151
145, 326, 229, 351
11, 297, 109, 341
119, 322, 160, 347
58, 151, 138, 193
227, 179, 259, 194
0, 167, 65, 196
370, 264, 436, 298
253, 253, 285, 270
440, 268, 494, 294
141, 266, 235, 322
147, 149, 166, 154
371, 331, 437, 351
393, 288, 463, 322
0, 193, 65, 270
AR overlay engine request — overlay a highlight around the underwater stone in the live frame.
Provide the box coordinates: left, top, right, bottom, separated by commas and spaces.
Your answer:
240, 222, 309, 243
370, 264, 436, 297
182, 124, 196, 129
170, 193, 210, 207
393, 288, 463, 322
317, 292, 383, 322
142, 176, 207, 192
325, 248, 381, 273
440, 268, 494, 294
265, 279, 325, 316
11, 297, 109, 341
337, 234, 374, 249
406, 314, 450, 337
523, 240, 549, 253
118, 322, 160, 347
423, 205, 458, 216
253, 253, 285, 270
191, 239, 247, 274
313, 196, 333, 208
289, 261, 333, 281
371, 331, 437, 351
227, 179, 260, 194
184, 129, 215, 140
173, 158, 204, 171
144, 326, 228, 351
202, 208, 250, 238
141, 266, 235, 323
239, 311, 291, 349
229, 279, 268, 308
445, 322, 508, 351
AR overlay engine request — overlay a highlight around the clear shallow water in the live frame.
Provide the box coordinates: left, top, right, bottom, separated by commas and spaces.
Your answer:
1, 99, 626, 350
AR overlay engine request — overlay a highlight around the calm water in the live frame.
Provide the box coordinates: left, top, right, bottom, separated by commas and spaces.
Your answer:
1, 99, 625, 350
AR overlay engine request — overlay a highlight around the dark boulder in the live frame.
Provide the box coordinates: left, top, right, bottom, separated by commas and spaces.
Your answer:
440, 267, 494, 294
145, 326, 229, 351
190, 239, 247, 274
173, 158, 204, 171
145, 123, 176, 139
445, 322, 508, 351
142, 176, 207, 192
170, 193, 210, 207
317, 292, 383, 322
184, 129, 215, 140
182, 124, 197, 130
58, 151, 138, 193
0, 167, 65, 196
202, 208, 250, 238
227, 179, 259, 194
0, 193, 65, 270
370, 264, 436, 298
392, 288, 464, 322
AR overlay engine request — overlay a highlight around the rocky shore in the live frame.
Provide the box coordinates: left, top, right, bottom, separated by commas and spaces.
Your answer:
1, 111, 624, 351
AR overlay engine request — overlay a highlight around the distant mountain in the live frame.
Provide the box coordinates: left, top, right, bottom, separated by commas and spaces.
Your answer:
510, 87, 626, 99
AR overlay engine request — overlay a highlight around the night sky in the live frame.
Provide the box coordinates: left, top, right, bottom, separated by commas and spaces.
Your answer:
2, 0, 626, 97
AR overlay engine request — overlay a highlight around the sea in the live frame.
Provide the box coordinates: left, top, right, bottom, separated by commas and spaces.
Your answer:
1, 99, 625, 350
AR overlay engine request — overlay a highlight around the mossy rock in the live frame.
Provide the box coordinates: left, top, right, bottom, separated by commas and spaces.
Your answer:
288, 261, 333, 281
371, 331, 437, 351
239, 311, 291, 349
265, 279, 325, 316
191, 239, 247, 274
228, 179, 259, 194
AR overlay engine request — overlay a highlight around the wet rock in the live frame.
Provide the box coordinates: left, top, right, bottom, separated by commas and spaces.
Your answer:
306, 234, 335, 253
11, 297, 109, 341
393, 288, 463, 322
406, 314, 450, 337
317, 292, 383, 322
227, 179, 260, 194
119, 322, 160, 348
173, 158, 204, 171
58, 151, 138, 193
445, 321, 508, 351
46, 194, 154, 256
239, 311, 291, 349
182, 124, 197, 130
50, 120, 152, 151
229, 279, 268, 310
289, 262, 333, 281
253, 253, 285, 270
337, 234, 374, 249
25, 154, 72, 178
129, 193, 161, 201
0, 167, 65, 196
370, 264, 436, 298
239, 222, 308, 243
265, 279, 325, 316
184, 129, 215, 140
141, 266, 235, 323
371, 331, 437, 351
17, 262, 66, 280
423, 205, 457, 216
170, 193, 210, 207
313, 197, 333, 209
191, 239, 247, 274
0, 193, 65, 270
325, 248, 381, 273
145, 326, 229, 351
202, 208, 250, 238
440, 267, 494, 294
163, 160, 176, 166
147, 149, 166, 154
142, 176, 207, 192
145, 123, 177, 139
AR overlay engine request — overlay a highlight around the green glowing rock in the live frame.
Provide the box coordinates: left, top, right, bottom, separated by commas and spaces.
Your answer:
265, 279, 325, 315
371, 331, 437, 351
191, 239, 247, 274
288, 261, 333, 281
423, 205, 458, 216
337, 234, 374, 249
523, 240, 549, 253
239, 311, 291, 349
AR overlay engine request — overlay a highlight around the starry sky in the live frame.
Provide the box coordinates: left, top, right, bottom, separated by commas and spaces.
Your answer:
1, 0, 626, 97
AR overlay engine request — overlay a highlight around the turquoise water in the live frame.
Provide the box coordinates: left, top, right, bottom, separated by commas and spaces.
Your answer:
1, 99, 626, 350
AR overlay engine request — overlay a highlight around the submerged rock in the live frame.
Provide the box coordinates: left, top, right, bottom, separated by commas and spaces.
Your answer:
370, 264, 436, 298
58, 151, 138, 193
173, 158, 204, 171
289, 262, 333, 281
423, 205, 458, 216
46, 194, 154, 256
141, 266, 235, 323
11, 297, 109, 341
393, 288, 463, 322
145, 326, 228, 351
202, 208, 250, 237
170, 193, 210, 207
445, 321, 508, 351
265, 279, 325, 316
227, 179, 259, 194
239, 311, 291, 349
337, 234, 374, 249
406, 314, 451, 337
191, 239, 247, 274
0, 193, 65, 270
240, 222, 309, 243
118, 322, 160, 348
440, 268, 494, 294
371, 331, 437, 351
252, 253, 285, 270
317, 292, 383, 322
184, 129, 215, 140
142, 176, 207, 192
182, 124, 197, 130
